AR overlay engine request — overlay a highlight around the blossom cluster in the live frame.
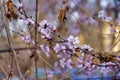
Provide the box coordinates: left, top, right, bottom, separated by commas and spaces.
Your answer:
38, 20, 56, 39
8, 0, 120, 79
98, 10, 112, 22
19, 18, 120, 79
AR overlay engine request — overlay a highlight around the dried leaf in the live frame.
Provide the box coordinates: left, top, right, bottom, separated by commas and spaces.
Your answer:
24, 70, 30, 77
6, 1, 14, 13
29, 51, 35, 59
58, 5, 69, 25
58, 9, 67, 24
6, 1, 18, 19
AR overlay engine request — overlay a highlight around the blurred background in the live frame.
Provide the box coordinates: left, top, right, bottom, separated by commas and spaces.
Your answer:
0, 0, 120, 79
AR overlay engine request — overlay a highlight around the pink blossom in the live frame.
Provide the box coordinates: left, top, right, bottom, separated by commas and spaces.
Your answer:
40, 44, 50, 57
98, 10, 106, 19
54, 44, 61, 53
98, 10, 112, 22
39, 20, 49, 28
25, 18, 35, 25
21, 35, 31, 43
60, 59, 66, 68
67, 35, 79, 50
80, 44, 93, 55
38, 20, 56, 39
18, 3, 23, 8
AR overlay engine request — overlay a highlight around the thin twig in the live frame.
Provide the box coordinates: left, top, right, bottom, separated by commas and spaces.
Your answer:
15, 0, 34, 37
34, 0, 38, 80
2, 0, 14, 79
0, 65, 8, 78
3, 0, 23, 79
43, 61, 48, 80
39, 55, 56, 70
0, 47, 35, 53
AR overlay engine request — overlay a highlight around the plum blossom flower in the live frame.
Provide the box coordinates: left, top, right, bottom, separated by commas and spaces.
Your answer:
91, 64, 96, 69
98, 10, 112, 22
59, 58, 72, 69
80, 44, 93, 56
40, 44, 50, 57
67, 35, 79, 50
104, 16, 112, 22
18, 3, 23, 8
98, 10, 106, 19
40, 28, 51, 39
60, 58, 66, 68
21, 35, 31, 43
25, 18, 35, 25
21, 35, 35, 45
106, 62, 116, 66
76, 57, 84, 68
80, 44, 93, 53
38, 20, 56, 39
54, 44, 61, 53
66, 59, 72, 69
99, 66, 113, 75
39, 20, 50, 28
18, 2, 23, 12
